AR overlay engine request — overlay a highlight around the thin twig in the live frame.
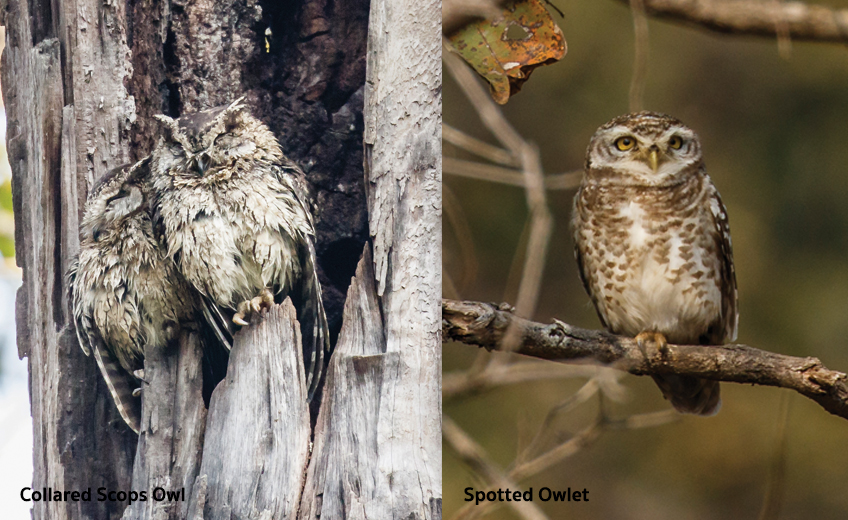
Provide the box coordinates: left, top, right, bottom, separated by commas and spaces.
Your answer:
444, 361, 606, 399
444, 124, 518, 167
444, 47, 527, 152
517, 379, 600, 464
444, 417, 551, 520
444, 184, 479, 293
543, 170, 582, 190
513, 143, 551, 322
454, 405, 675, 520
444, 157, 527, 187
772, 0, 793, 59
444, 157, 582, 190
629, 0, 650, 112
757, 391, 791, 520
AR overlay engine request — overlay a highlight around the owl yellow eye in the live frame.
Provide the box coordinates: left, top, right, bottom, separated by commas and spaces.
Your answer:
668, 136, 683, 149
615, 136, 636, 151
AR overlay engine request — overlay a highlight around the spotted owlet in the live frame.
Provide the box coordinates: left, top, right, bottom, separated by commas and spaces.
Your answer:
69, 158, 196, 433
149, 99, 330, 399
572, 111, 737, 416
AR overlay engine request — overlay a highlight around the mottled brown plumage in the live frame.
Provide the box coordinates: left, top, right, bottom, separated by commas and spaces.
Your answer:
573, 111, 737, 415
150, 99, 330, 399
69, 159, 196, 432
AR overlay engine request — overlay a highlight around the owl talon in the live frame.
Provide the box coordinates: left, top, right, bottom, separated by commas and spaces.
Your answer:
132, 387, 142, 397
635, 331, 668, 363
234, 289, 275, 325
249, 288, 275, 313
133, 369, 145, 380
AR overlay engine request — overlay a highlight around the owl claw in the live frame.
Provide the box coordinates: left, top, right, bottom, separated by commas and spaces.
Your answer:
635, 331, 668, 363
233, 288, 276, 326
132, 387, 142, 397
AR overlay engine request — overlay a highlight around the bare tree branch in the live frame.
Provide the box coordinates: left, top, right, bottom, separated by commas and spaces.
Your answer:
443, 299, 848, 421
614, 0, 848, 43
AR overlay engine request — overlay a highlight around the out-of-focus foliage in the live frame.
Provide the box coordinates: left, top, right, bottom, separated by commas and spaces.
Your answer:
444, 1, 848, 519
447, 0, 566, 104
0, 29, 15, 263
0, 180, 14, 259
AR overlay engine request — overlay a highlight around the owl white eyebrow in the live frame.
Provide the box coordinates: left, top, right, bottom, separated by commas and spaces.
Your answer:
660, 129, 695, 142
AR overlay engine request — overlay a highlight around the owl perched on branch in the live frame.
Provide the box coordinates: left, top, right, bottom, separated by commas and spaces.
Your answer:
572, 111, 737, 416
150, 99, 330, 399
69, 159, 196, 433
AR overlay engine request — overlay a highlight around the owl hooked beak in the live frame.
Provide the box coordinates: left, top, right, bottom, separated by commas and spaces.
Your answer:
188, 152, 212, 175
641, 146, 665, 172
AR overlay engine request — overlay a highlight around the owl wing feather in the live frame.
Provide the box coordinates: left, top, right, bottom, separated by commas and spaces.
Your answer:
68, 256, 142, 433
91, 339, 142, 434
272, 163, 329, 400
707, 181, 738, 343
197, 290, 234, 351
572, 187, 613, 331
67, 257, 92, 356
296, 236, 330, 401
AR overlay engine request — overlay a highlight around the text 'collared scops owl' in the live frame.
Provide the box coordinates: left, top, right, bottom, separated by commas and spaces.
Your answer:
150, 99, 330, 399
572, 111, 737, 416
69, 159, 196, 433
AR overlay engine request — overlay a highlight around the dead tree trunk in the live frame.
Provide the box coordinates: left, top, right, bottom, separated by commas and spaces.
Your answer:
2, 0, 441, 518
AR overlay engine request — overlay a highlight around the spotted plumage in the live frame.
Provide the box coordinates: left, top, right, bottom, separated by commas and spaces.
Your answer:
150, 99, 330, 399
572, 111, 737, 415
69, 159, 196, 432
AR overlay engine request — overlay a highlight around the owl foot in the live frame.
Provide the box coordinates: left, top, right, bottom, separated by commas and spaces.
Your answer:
635, 331, 668, 364
233, 288, 276, 326
131, 369, 145, 397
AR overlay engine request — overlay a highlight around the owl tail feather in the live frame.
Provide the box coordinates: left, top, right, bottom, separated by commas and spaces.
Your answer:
297, 239, 331, 402
92, 342, 142, 433
651, 374, 721, 416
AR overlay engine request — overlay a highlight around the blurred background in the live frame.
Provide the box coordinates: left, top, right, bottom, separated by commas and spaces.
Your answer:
443, 1, 848, 519
0, 26, 34, 519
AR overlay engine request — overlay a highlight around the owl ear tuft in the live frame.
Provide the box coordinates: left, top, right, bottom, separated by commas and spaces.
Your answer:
153, 113, 175, 125
153, 114, 180, 136
224, 97, 247, 115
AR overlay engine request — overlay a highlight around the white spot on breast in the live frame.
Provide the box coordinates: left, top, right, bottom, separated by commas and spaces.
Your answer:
621, 201, 648, 248
603, 200, 722, 340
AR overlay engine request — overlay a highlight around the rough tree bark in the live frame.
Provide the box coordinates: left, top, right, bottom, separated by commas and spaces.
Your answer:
2, 0, 441, 518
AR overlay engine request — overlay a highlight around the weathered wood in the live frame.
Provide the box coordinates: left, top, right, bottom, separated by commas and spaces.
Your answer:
189, 301, 310, 520
362, 0, 443, 513
5, 0, 441, 517
2, 1, 139, 517
123, 333, 207, 520
299, 245, 389, 519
